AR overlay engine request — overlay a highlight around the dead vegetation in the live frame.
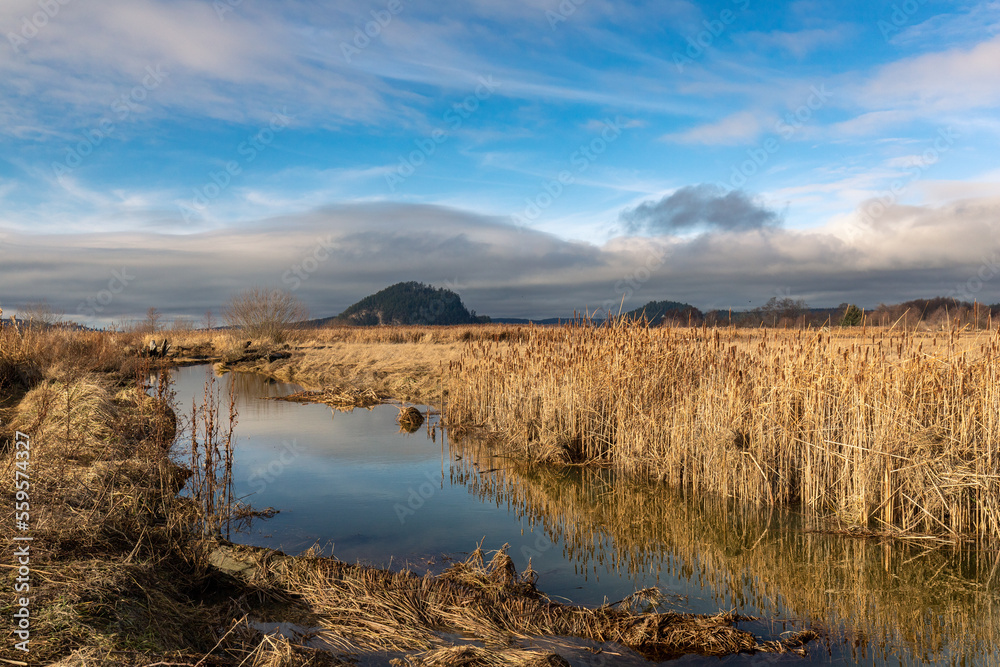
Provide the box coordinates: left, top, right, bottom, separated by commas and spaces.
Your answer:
397, 406, 426, 432
447, 319, 1000, 539
148, 319, 1000, 541
0, 324, 306, 665
210, 541, 816, 664
164, 324, 530, 404
0, 323, 820, 665
276, 386, 383, 410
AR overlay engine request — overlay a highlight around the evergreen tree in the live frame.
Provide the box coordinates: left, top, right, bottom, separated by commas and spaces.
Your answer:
840, 304, 864, 327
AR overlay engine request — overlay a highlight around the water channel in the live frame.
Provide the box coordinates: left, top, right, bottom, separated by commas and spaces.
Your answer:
166, 364, 1000, 665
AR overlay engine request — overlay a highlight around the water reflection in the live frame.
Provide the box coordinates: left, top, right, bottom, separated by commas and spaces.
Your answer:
450, 436, 1000, 665
226, 371, 303, 416
165, 364, 1000, 665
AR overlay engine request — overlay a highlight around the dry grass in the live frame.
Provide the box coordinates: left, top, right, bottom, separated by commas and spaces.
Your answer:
447, 320, 1000, 539
3, 323, 821, 665
148, 325, 473, 403
212, 541, 816, 664
0, 335, 204, 663
277, 387, 383, 410
1, 323, 144, 389
0, 325, 304, 665
198, 324, 530, 404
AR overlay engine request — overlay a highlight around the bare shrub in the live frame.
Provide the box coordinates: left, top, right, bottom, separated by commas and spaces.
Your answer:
19, 300, 63, 328
223, 287, 308, 344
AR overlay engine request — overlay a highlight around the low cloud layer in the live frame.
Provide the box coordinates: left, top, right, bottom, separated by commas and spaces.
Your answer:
620, 185, 783, 235
1, 198, 999, 326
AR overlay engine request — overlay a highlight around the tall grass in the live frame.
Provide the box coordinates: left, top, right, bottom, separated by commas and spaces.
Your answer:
447, 320, 1000, 538
1, 322, 142, 388
184, 373, 238, 539
221, 323, 536, 403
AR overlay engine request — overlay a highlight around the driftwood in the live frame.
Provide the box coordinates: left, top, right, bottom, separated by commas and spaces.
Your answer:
143, 338, 170, 358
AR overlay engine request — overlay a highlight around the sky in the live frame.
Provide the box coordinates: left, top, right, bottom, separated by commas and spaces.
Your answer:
1, 0, 999, 324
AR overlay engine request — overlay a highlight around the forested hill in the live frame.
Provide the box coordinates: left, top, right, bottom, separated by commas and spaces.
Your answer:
621, 299, 703, 323
328, 281, 488, 326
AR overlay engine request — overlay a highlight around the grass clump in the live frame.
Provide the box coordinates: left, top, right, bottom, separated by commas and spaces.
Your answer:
213, 541, 815, 664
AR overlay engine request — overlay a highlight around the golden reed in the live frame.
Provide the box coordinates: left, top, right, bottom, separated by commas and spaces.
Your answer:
447, 319, 1000, 538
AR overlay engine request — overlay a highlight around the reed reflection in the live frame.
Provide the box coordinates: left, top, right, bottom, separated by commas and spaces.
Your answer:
449, 434, 1000, 665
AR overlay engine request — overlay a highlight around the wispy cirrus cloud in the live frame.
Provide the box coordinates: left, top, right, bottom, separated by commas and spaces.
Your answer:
736, 26, 851, 58
860, 35, 1000, 112
890, 2, 1000, 49
661, 111, 765, 146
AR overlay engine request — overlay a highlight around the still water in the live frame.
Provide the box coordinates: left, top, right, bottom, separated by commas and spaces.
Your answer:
167, 364, 1000, 665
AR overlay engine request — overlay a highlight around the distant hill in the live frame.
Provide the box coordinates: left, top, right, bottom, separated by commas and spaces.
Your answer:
306, 288, 1000, 330
321, 281, 489, 326
621, 299, 703, 324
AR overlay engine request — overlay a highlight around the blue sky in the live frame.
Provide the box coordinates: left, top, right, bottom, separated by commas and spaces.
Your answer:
2, 0, 1000, 323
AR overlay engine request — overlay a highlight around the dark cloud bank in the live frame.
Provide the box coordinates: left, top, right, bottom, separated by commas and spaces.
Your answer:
2, 195, 1000, 325
620, 184, 783, 234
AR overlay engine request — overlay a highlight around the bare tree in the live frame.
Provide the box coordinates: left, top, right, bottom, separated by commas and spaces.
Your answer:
143, 307, 163, 333
20, 300, 62, 328
757, 296, 808, 327
223, 287, 308, 343
202, 309, 215, 330
171, 317, 193, 331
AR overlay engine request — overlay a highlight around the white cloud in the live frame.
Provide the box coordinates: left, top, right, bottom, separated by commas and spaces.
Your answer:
891, 3, 1000, 48
737, 27, 850, 58
662, 111, 765, 146
861, 35, 1000, 112
830, 110, 917, 137
583, 117, 645, 132
884, 154, 932, 169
